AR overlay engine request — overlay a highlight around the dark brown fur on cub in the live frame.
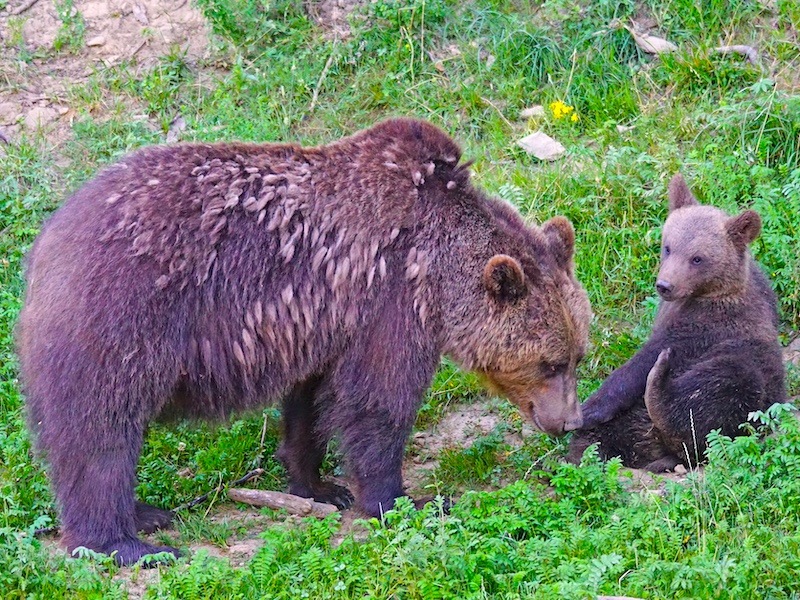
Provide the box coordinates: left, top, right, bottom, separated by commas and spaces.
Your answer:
18, 118, 591, 565
568, 173, 786, 472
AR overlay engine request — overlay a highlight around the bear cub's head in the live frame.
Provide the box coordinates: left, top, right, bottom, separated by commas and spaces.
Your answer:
656, 173, 761, 302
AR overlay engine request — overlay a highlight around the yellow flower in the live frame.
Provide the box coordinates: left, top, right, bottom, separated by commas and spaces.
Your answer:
549, 100, 574, 120
571, 113, 579, 122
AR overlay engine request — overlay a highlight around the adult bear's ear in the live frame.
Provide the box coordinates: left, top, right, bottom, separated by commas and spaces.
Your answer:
483, 255, 528, 305
726, 209, 762, 248
668, 173, 699, 212
542, 216, 575, 272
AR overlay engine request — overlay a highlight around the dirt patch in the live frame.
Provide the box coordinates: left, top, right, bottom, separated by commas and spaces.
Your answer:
621, 464, 692, 497
0, 0, 210, 146
304, 0, 368, 39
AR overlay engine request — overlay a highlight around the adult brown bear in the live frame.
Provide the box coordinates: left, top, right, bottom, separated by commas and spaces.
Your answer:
569, 174, 786, 472
18, 118, 591, 565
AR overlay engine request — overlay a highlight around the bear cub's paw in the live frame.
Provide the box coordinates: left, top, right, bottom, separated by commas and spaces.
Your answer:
644, 454, 682, 473
644, 347, 672, 413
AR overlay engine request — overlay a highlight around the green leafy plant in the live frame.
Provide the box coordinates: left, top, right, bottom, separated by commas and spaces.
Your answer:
53, 0, 86, 54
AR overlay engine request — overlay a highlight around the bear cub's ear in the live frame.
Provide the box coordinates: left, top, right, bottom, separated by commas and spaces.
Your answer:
668, 173, 699, 212
483, 255, 528, 304
726, 209, 762, 248
542, 216, 575, 271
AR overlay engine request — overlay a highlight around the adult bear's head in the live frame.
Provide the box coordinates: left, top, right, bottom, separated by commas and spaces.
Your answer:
443, 215, 592, 436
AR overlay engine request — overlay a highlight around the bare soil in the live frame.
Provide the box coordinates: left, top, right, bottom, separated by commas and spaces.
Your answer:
0, 0, 210, 146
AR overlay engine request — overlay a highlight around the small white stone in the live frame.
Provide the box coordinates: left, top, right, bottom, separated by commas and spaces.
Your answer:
516, 131, 565, 161
629, 29, 678, 54
86, 35, 107, 47
520, 105, 546, 119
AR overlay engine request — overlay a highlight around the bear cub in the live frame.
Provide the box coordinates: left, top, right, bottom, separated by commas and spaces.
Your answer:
568, 173, 786, 472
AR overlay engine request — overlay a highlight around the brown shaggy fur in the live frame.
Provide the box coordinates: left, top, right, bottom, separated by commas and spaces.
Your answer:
568, 173, 786, 471
18, 118, 591, 565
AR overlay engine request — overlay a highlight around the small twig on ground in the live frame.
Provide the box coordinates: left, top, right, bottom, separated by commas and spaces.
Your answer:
11, 0, 41, 15
714, 45, 760, 67
172, 467, 265, 513
33, 525, 60, 537
480, 96, 514, 130
309, 42, 338, 113
130, 39, 148, 59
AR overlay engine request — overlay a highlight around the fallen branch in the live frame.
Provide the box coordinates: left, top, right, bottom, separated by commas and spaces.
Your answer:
10, 0, 41, 15
33, 525, 60, 537
714, 45, 760, 67
228, 488, 338, 518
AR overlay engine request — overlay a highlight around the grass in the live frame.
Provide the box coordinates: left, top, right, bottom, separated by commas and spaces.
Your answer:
0, 0, 799, 596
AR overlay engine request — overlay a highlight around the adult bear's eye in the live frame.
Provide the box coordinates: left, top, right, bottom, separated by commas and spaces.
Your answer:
664, 245, 671, 256
691, 256, 703, 265
540, 362, 567, 376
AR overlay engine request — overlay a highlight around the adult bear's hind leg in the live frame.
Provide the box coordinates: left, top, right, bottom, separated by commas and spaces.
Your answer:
51, 424, 179, 565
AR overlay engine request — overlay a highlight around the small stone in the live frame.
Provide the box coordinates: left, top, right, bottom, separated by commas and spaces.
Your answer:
24, 106, 58, 130
616, 124, 635, 133
166, 115, 186, 143
132, 3, 149, 25
516, 131, 566, 161
673, 464, 688, 475
520, 105, 545, 119
783, 337, 800, 366
87, 35, 107, 47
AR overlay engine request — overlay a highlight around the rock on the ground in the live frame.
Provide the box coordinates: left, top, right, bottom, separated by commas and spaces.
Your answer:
517, 131, 565, 161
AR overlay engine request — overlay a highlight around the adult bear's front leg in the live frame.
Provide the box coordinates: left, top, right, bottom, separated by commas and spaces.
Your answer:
329, 292, 439, 517
277, 375, 354, 509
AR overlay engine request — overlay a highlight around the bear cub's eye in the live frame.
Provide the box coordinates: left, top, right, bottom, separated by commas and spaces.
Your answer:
691, 256, 703, 265
664, 245, 671, 256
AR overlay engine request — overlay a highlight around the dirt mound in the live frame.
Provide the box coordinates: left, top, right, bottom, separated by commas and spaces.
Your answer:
0, 0, 210, 145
